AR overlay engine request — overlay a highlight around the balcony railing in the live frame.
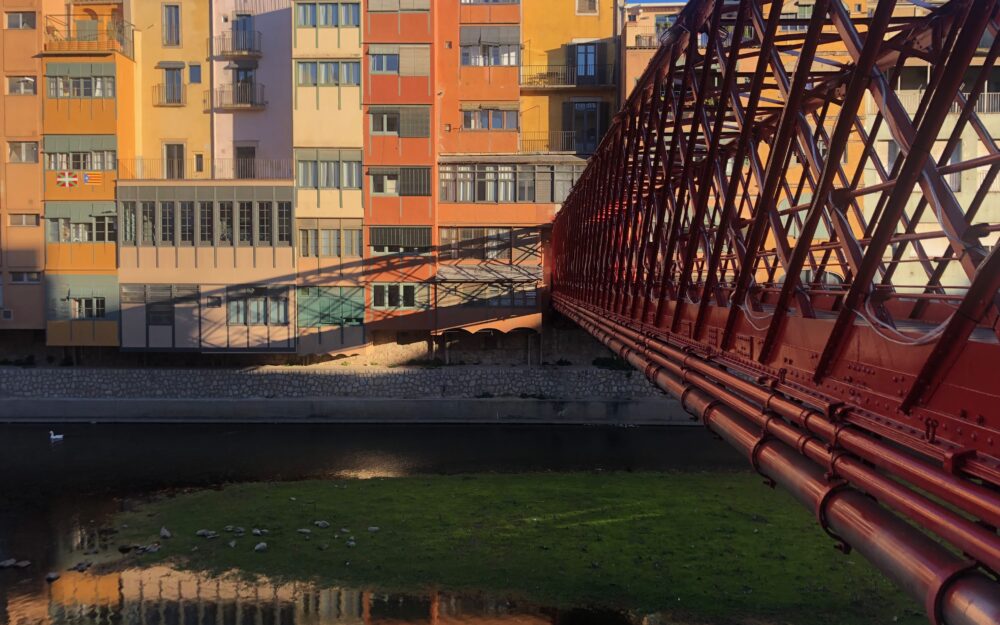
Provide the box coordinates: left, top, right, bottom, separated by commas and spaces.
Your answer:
623, 25, 668, 49
518, 131, 578, 154
118, 158, 293, 181
213, 31, 262, 58
153, 83, 186, 106
519, 64, 615, 88
867, 90, 1000, 115
43, 15, 135, 59
978, 168, 1000, 193
206, 84, 267, 111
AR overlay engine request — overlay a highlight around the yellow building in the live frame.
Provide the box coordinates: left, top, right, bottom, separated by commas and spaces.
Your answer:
291, 0, 366, 354
126, 0, 211, 180
520, 0, 620, 155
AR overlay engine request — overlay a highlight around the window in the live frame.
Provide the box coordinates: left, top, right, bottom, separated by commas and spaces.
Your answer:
297, 61, 318, 86
439, 163, 583, 204
8, 142, 37, 163
299, 228, 319, 257
227, 286, 289, 326
139, 202, 156, 244
342, 61, 361, 85
371, 54, 400, 73
219, 202, 234, 245
163, 5, 181, 46
319, 62, 339, 85
372, 283, 428, 310
147, 298, 174, 326
460, 44, 519, 67
257, 202, 272, 245
238, 202, 253, 244
45, 150, 116, 171
576, 0, 597, 14
164, 143, 184, 179
160, 202, 175, 244
199, 201, 214, 244
440, 227, 513, 261
342, 3, 360, 26
163, 68, 183, 104
298, 286, 364, 327
297, 160, 318, 187
372, 110, 400, 134
195, 153, 204, 172
320, 229, 341, 257
121, 202, 137, 244
371, 170, 399, 195
95, 216, 116, 242
318, 2, 338, 26
344, 229, 362, 256
47, 76, 115, 99
369, 167, 430, 196
189, 64, 202, 84
7, 76, 35, 95
71, 297, 106, 320
319, 161, 339, 188
179, 202, 194, 244
576, 44, 597, 79
342, 161, 362, 188
297, 2, 317, 27
370, 226, 431, 254
6, 12, 35, 29
11, 271, 41, 284
278, 203, 292, 244
462, 109, 518, 130
9, 214, 39, 227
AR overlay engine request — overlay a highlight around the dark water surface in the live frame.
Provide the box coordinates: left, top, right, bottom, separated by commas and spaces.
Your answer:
0, 425, 743, 625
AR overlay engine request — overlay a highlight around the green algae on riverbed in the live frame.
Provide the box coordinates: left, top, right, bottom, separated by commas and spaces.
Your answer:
115, 472, 922, 625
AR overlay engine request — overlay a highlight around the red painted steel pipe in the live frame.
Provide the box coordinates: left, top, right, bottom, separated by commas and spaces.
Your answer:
558, 296, 1000, 531
559, 297, 1000, 572
554, 297, 1000, 625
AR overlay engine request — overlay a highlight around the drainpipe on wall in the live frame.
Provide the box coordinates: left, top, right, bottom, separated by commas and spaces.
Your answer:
209, 0, 216, 178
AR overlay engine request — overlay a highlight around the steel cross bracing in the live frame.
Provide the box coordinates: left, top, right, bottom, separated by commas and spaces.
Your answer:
551, 1, 1000, 623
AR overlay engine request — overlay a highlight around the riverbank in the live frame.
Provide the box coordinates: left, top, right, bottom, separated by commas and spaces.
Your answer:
112, 473, 921, 625
0, 364, 685, 424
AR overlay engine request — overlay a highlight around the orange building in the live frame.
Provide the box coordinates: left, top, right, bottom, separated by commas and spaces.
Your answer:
0, 0, 51, 333
39, 0, 135, 346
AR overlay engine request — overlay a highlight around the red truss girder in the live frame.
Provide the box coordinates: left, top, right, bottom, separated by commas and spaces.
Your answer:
552, 1, 1000, 623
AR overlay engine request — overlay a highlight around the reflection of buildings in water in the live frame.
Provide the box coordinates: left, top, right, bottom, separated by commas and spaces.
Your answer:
11, 567, 555, 625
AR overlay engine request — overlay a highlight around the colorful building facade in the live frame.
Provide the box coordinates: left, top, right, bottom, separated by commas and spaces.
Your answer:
0, 0, 624, 357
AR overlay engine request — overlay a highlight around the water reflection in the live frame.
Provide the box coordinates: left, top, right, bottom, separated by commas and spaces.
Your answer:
5, 566, 636, 625
1, 425, 744, 625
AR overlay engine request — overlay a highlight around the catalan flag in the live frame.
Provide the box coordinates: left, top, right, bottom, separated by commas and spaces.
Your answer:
83, 172, 103, 186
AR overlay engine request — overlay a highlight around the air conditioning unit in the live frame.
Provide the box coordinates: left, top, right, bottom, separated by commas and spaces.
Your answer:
1, 309, 12, 321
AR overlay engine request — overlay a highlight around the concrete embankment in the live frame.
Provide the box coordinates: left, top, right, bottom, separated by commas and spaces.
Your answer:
0, 365, 692, 425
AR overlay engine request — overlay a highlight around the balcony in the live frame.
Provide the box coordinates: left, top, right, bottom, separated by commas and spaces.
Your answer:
867, 90, 1000, 115
43, 15, 135, 60
213, 31, 262, 58
518, 131, 589, 154
153, 83, 185, 107
623, 25, 667, 49
118, 158, 292, 181
519, 65, 615, 89
206, 84, 267, 111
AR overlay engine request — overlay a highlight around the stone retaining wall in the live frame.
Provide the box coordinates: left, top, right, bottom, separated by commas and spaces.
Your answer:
0, 365, 664, 401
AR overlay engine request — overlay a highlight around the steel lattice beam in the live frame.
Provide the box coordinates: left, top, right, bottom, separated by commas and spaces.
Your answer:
551, 1, 1000, 623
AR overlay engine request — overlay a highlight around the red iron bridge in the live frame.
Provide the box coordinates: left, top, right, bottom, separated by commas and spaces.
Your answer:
551, 1, 1000, 623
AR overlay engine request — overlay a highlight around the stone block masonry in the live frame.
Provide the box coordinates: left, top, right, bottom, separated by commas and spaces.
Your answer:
0, 365, 662, 400
0, 365, 689, 425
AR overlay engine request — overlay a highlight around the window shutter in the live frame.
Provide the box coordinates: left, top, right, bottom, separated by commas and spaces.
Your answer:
399, 46, 430, 76
370, 227, 431, 248
599, 101, 611, 141
368, 0, 399, 11
535, 166, 553, 203
400, 167, 431, 196
399, 107, 430, 138
596, 41, 608, 83
368, 44, 400, 55
562, 101, 574, 132
400, 0, 430, 10
459, 26, 482, 46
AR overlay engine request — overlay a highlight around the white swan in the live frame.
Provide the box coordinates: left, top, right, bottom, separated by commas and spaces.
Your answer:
49, 430, 64, 442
